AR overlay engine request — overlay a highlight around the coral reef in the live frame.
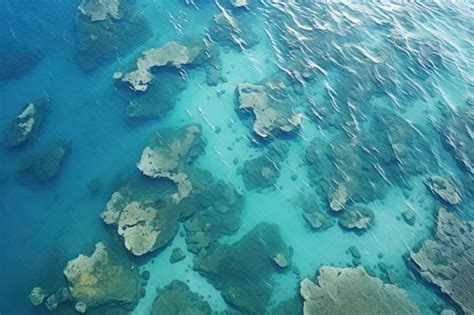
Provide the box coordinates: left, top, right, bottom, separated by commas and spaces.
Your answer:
120, 41, 203, 92
235, 80, 302, 138
16, 140, 71, 183
242, 155, 280, 190
425, 175, 461, 205
4, 95, 49, 148
0, 50, 43, 80
30, 242, 142, 313
300, 266, 419, 315
194, 222, 290, 314
409, 208, 474, 314
116, 40, 225, 120
137, 124, 206, 203
75, 0, 151, 72
151, 280, 211, 315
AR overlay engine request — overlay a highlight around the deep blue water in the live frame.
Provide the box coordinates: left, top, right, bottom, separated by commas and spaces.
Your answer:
0, 1, 473, 314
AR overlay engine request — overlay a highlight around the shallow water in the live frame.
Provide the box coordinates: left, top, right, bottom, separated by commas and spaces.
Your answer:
0, 0, 473, 314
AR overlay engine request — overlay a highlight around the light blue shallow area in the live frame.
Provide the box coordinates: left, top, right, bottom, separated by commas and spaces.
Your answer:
0, 1, 473, 314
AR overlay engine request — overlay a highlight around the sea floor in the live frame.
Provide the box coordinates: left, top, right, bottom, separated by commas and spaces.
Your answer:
0, 0, 473, 314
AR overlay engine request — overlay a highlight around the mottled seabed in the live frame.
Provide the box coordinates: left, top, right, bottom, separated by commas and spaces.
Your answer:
0, 0, 473, 314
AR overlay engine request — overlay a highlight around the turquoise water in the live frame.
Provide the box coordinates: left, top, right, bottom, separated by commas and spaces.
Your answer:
0, 0, 473, 314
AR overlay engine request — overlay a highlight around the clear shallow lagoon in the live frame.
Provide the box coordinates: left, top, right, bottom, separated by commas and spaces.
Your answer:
0, 1, 473, 314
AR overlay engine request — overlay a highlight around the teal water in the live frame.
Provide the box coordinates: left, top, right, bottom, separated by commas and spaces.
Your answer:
0, 1, 473, 314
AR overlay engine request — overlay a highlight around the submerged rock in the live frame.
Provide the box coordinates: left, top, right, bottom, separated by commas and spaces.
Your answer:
184, 182, 244, 255
425, 175, 461, 205
17, 140, 71, 183
401, 209, 416, 225
303, 211, 335, 231
169, 248, 186, 264
75, 0, 151, 72
409, 208, 474, 314
329, 182, 348, 212
300, 266, 419, 315
242, 155, 280, 190
210, 13, 259, 49
0, 50, 43, 81
339, 207, 374, 232
28, 287, 48, 306
194, 223, 290, 314
273, 297, 303, 315
441, 105, 474, 175
151, 280, 211, 315
4, 95, 49, 148
137, 124, 206, 203
235, 81, 302, 138
231, 0, 248, 8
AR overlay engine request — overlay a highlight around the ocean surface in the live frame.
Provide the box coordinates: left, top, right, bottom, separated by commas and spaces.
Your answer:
0, 0, 473, 314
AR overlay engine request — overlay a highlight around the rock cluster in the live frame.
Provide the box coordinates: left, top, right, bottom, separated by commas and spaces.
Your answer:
300, 266, 420, 315
409, 208, 473, 314
0, 50, 43, 81
303, 211, 335, 231
194, 223, 290, 314
236, 81, 302, 138
425, 175, 461, 205
151, 280, 211, 315
75, 0, 151, 71
17, 139, 71, 183
4, 95, 49, 148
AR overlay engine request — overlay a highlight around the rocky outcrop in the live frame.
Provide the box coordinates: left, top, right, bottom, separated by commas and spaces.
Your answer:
231, 0, 248, 8
120, 41, 202, 92
339, 207, 374, 232
0, 50, 43, 81
169, 248, 186, 263
194, 223, 290, 314
4, 95, 49, 148
300, 266, 419, 315
151, 280, 211, 315
16, 139, 71, 183
425, 176, 461, 205
236, 81, 302, 138
75, 0, 151, 72
329, 182, 348, 212
409, 208, 474, 314
30, 242, 142, 313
